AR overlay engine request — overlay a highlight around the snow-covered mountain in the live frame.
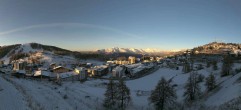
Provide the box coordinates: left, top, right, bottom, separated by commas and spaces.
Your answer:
96, 47, 176, 54
0, 43, 77, 65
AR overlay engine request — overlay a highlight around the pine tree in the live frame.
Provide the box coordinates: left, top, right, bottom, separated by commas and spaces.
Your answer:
183, 72, 201, 104
149, 77, 177, 110
183, 61, 191, 73
206, 61, 211, 68
221, 56, 233, 76
103, 79, 118, 109
197, 74, 205, 83
212, 61, 218, 70
205, 73, 216, 91
116, 79, 131, 110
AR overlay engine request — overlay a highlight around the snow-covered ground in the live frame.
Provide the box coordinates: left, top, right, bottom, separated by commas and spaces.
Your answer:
0, 74, 105, 110
0, 76, 29, 110
1, 62, 241, 110
1, 43, 241, 109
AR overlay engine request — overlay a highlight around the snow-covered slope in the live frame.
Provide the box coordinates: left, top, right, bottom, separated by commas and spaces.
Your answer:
0, 76, 30, 110
0, 43, 78, 66
1, 43, 39, 64
1, 63, 241, 109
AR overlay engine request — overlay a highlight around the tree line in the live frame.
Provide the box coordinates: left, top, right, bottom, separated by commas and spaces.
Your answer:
103, 71, 217, 110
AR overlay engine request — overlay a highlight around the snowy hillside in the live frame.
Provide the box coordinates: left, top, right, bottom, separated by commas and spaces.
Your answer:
1, 43, 40, 64
1, 62, 241, 109
0, 43, 78, 65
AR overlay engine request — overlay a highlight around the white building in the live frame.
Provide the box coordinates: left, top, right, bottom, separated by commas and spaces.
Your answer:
112, 66, 126, 78
12, 59, 27, 73
75, 67, 88, 80
128, 56, 136, 64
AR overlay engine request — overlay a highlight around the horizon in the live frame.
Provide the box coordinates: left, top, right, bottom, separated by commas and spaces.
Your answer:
0, 41, 238, 52
0, 0, 241, 51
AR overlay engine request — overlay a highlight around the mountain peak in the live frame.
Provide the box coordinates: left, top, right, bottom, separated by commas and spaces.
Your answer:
96, 47, 174, 54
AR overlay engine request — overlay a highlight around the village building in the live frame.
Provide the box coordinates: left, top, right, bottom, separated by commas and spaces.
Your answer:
74, 67, 88, 80
112, 66, 126, 78
114, 60, 129, 65
88, 65, 109, 77
34, 70, 52, 78
53, 66, 71, 73
12, 60, 28, 73
128, 56, 136, 64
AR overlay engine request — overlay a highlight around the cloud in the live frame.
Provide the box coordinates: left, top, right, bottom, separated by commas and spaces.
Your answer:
0, 23, 142, 39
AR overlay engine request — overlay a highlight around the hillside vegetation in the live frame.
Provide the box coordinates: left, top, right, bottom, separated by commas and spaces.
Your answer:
0, 44, 20, 59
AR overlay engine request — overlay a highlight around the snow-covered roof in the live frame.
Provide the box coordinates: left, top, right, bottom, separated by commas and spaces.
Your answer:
125, 63, 143, 69
132, 66, 145, 74
75, 67, 86, 70
59, 72, 77, 78
34, 70, 51, 77
113, 66, 124, 72
17, 70, 26, 74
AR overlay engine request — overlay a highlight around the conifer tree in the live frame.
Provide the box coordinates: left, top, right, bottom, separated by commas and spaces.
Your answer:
116, 79, 131, 110
103, 79, 118, 109
149, 77, 177, 110
206, 61, 211, 68
205, 73, 216, 91
183, 61, 191, 73
221, 56, 233, 76
183, 72, 201, 104
212, 61, 218, 70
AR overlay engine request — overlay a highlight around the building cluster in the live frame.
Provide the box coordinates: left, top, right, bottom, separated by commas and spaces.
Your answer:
107, 56, 158, 78
0, 54, 161, 82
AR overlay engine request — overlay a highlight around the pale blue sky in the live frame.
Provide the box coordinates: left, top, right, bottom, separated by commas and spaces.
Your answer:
0, 0, 240, 51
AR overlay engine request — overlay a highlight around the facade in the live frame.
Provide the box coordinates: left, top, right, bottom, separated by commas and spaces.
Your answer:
75, 67, 88, 80
13, 61, 27, 71
88, 65, 108, 77
128, 56, 136, 64
112, 66, 126, 78
114, 60, 129, 65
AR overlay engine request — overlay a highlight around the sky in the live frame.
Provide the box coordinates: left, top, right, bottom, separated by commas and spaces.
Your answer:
0, 0, 241, 51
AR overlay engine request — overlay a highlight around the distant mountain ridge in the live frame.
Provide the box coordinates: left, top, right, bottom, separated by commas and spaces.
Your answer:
96, 47, 179, 54
1, 42, 240, 64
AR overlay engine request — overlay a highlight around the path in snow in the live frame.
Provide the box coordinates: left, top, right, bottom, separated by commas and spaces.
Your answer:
0, 75, 30, 110
2, 75, 44, 110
